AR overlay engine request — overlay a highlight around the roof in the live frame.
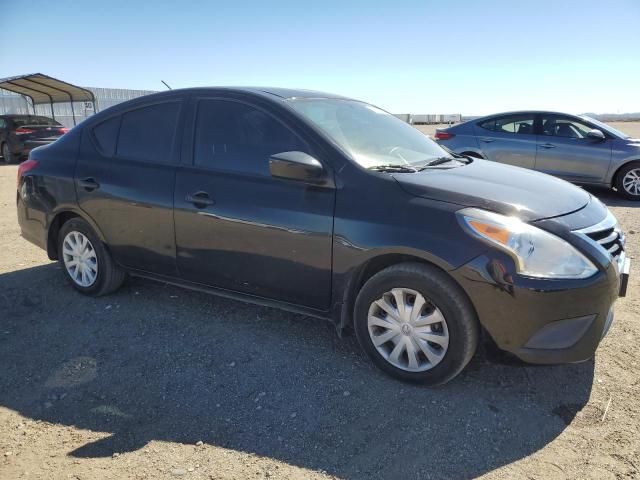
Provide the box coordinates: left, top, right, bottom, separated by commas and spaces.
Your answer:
154, 86, 350, 100
244, 87, 349, 100
0, 73, 95, 105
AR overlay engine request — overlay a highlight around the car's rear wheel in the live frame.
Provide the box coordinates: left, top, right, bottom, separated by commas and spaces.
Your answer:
354, 262, 478, 385
616, 162, 640, 200
1, 143, 14, 164
57, 218, 126, 296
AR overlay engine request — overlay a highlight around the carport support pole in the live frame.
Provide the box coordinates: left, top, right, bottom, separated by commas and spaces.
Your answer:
70, 100, 76, 126
50, 99, 55, 120
22, 95, 30, 115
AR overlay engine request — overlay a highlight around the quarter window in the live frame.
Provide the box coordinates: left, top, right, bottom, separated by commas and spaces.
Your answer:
479, 115, 535, 135
194, 99, 306, 175
116, 101, 180, 162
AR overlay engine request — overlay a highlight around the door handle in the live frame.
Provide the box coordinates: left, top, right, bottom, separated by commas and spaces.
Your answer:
78, 177, 100, 191
539, 143, 556, 149
185, 191, 215, 208
479, 138, 495, 143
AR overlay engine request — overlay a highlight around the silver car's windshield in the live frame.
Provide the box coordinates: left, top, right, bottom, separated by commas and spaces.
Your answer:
288, 98, 455, 168
581, 115, 630, 139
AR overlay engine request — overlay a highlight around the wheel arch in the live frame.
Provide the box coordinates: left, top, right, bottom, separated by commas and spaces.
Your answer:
337, 252, 476, 333
46, 208, 108, 260
611, 159, 640, 188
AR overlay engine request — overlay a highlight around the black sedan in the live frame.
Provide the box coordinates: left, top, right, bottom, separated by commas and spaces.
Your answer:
16, 88, 629, 385
1, 114, 68, 163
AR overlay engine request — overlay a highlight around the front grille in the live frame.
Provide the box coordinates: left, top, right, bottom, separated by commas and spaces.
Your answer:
585, 226, 624, 259
574, 210, 625, 262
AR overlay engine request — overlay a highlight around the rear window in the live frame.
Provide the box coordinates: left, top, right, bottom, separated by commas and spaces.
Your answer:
12, 116, 60, 127
116, 101, 180, 163
92, 116, 121, 156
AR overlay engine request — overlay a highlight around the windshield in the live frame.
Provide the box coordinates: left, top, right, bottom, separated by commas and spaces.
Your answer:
288, 98, 453, 168
580, 115, 630, 139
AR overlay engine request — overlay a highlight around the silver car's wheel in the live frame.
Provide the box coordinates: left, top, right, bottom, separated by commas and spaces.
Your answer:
62, 231, 98, 287
622, 168, 640, 196
367, 287, 449, 372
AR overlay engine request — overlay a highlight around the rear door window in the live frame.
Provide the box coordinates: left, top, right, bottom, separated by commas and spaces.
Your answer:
92, 116, 121, 156
193, 99, 306, 175
116, 101, 181, 163
478, 115, 535, 135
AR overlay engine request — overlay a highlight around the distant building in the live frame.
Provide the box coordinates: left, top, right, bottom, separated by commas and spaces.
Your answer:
393, 113, 462, 125
0, 87, 156, 127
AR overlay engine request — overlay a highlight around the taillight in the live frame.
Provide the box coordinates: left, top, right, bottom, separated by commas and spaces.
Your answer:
17, 159, 39, 187
58, 127, 69, 135
15, 127, 35, 135
435, 131, 455, 141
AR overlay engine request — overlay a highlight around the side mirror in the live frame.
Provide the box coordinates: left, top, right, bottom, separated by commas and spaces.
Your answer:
587, 129, 606, 141
269, 151, 328, 185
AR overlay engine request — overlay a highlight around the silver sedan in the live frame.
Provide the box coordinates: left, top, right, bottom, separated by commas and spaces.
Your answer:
435, 111, 640, 199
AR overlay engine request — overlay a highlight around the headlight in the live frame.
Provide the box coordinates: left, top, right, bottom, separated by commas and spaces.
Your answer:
458, 208, 597, 279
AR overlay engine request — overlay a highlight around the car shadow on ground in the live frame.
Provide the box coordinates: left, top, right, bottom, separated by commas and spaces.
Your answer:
0, 263, 595, 479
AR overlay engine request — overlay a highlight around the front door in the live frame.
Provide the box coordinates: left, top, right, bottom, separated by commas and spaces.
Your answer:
474, 113, 538, 169
174, 97, 335, 310
535, 114, 613, 183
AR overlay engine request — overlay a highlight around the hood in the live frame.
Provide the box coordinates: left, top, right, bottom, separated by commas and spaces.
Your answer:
393, 159, 590, 222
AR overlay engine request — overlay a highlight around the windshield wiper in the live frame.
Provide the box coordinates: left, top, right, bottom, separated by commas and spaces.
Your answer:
368, 164, 418, 173
415, 157, 457, 170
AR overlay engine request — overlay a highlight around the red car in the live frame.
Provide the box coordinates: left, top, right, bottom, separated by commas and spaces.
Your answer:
1, 114, 68, 163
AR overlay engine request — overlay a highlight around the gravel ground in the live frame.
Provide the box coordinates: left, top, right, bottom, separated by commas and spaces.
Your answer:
1, 155, 639, 479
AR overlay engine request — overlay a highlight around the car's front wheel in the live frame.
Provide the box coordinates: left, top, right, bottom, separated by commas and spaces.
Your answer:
57, 218, 126, 296
616, 162, 640, 200
354, 263, 479, 385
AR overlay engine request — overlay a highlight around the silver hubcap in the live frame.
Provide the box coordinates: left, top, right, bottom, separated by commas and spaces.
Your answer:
62, 231, 98, 287
367, 288, 449, 372
622, 168, 640, 196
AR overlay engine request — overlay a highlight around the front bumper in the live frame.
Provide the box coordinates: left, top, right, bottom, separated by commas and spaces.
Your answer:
451, 249, 624, 365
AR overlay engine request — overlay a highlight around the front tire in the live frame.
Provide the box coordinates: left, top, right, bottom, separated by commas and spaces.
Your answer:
57, 218, 126, 296
354, 263, 479, 385
615, 162, 640, 200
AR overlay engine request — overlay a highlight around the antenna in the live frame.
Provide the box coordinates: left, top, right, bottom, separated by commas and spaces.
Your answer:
161, 80, 172, 90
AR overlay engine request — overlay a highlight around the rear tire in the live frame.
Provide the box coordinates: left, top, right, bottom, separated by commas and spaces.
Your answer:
1, 143, 14, 164
615, 162, 640, 200
57, 218, 126, 296
354, 262, 479, 385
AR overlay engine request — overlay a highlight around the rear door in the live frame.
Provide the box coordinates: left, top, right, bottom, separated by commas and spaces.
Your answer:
75, 97, 184, 275
173, 96, 335, 310
473, 114, 537, 168
535, 114, 613, 183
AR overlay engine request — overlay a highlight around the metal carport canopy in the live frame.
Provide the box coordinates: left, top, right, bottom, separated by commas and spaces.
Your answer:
0, 73, 97, 125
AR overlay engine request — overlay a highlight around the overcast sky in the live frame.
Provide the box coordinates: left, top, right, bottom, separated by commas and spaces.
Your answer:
2, 0, 639, 115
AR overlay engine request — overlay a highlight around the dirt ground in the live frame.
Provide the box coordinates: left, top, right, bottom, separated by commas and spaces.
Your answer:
1, 129, 639, 479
